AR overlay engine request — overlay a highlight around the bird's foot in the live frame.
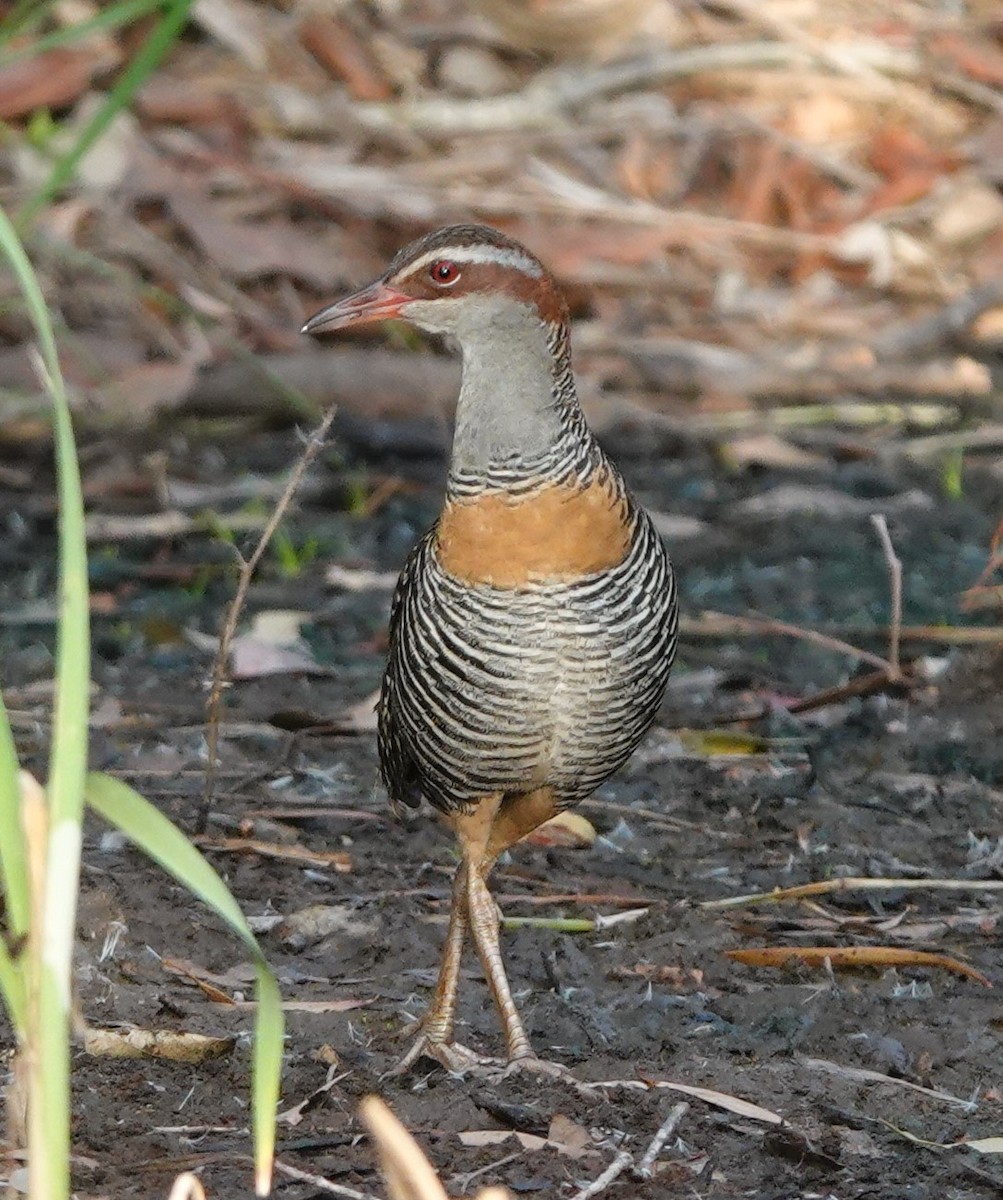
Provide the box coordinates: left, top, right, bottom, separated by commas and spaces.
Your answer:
388, 1032, 496, 1078
502, 1053, 581, 1085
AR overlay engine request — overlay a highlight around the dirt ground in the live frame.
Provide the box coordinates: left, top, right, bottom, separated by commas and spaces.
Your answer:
2, 414, 1003, 1199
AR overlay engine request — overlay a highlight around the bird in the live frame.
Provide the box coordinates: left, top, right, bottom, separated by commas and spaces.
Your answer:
303, 224, 678, 1076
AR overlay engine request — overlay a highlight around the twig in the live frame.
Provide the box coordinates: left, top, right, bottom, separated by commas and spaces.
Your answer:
273, 1159, 380, 1200
870, 515, 902, 681
959, 521, 1003, 609
727, 945, 990, 987
266, 143, 835, 255
198, 405, 337, 832
634, 1103, 688, 1179
799, 1057, 979, 1111
85, 509, 272, 542
449, 1150, 522, 1196
348, 42, 810, 135
779, 668, 907, 717
680, 615, 1003, 648
681, 612, 893, 673
701, 876, 1003, 910
570, 1149, 633, 1200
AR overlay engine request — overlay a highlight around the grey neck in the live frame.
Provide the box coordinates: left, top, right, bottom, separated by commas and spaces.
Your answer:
450, 320, 568, 477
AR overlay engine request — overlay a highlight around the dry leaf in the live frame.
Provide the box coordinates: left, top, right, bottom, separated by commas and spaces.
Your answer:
278, 1064, 345, 1127
932, 180, 1003, 248
163, 956, 255, 991
965, 1137, 1003, 1154
232, 998, 373, 1013
0, 48, 106, 119
96, 359, 198, 420
84, 1027, 234, 1063
231, 612, 320, 679
279, 904, 380, 948
471, 0, 679, 59
637, 1079, 783, 1125
677, 729, 767, 756
458, 1127, 588, 1158
231, 635, 320, 678
609, 963, 705, 989
192, 0, 271, 70
459, 1130, 547, 1151
299, 12, 394, 100
525, 810, 597, 848
930, 32, 1003, 87
197, 836, 352, 872
165, 186, 342, 288
546, 1114, 592, 1159
722, 434, 823, 470
784, 92, 862, 146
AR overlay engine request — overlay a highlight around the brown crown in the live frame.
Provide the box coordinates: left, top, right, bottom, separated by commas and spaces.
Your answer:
383, 224, 570, 327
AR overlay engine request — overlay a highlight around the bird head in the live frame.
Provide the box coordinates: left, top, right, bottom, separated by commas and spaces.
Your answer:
302, 224, 569, 345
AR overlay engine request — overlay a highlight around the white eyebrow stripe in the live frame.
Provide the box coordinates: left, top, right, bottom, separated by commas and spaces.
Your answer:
396, 244, 544, 279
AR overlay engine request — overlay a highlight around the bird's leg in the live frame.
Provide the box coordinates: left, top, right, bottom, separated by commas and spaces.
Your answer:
419, 862, 467, 1044
394, 792, 578, 1080
391, 797, 503, 1076
464, 858, 534, 1062
392, 863, 477, 1075
467, 789, 577, 1078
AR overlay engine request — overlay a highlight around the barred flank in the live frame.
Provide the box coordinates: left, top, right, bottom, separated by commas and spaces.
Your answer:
378, 473, 678, 815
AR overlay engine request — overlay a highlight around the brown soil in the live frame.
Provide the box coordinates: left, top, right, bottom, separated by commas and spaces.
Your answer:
2, 420, 1002, 1199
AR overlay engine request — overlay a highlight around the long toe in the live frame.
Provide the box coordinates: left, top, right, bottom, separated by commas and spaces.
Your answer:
503, 1053, 584, 1086
389, 1034, 497, 1078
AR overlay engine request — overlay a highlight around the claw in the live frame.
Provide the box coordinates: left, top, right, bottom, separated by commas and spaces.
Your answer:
502, 1054, 581, 1084
389, 1034, 497, 1077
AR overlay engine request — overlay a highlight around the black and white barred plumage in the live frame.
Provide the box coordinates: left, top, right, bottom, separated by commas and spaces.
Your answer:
378, 485, 677, 815
371, 227, 679, 817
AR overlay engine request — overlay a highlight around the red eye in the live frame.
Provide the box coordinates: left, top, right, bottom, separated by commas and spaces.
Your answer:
430, 259, 459, 285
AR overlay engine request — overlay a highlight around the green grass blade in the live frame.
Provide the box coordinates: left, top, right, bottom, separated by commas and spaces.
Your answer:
0, 200, 82, 1200
18, 0, 194, 227
0, 925, 27, 1033
0, 207, 62, 371
0, 693, 30, 943
0, 0, 166, 66
0, 754, 27, 1032
85, 772, 283, 1195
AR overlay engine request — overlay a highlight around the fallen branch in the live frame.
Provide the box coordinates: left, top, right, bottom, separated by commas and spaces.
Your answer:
634, 1103, 689, 1179
727, 945, 991, 987
701, 876, 1003, 909
569, 1150, 633, 1200
680, 612, 893, 673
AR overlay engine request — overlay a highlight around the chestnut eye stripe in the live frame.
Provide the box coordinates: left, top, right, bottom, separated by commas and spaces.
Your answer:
394, 244, 544, 282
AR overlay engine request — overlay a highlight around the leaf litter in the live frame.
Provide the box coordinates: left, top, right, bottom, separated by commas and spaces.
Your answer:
2, 0, 1003, 1196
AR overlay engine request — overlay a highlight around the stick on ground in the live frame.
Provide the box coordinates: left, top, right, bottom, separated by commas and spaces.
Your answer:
871, 514, 902, 680
198, 405, 338, 832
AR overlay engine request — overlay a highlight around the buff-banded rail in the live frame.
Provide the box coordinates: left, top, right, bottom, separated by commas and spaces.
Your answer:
304, 224, 678, 1076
